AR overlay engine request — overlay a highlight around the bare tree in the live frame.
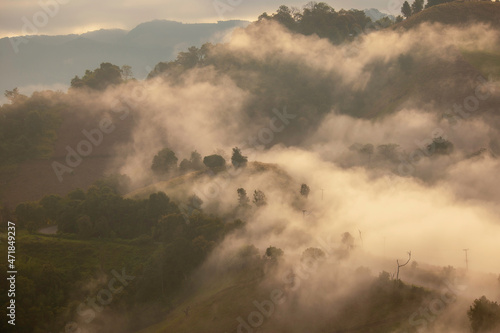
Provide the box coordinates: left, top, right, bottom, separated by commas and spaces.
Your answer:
396, 251, 412, 281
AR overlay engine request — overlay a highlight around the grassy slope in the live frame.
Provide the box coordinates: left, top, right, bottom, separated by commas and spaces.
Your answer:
461, 49, 500, 79
127, 161, 295, 201
0, 230, 156, 283
137, 268, 266, 333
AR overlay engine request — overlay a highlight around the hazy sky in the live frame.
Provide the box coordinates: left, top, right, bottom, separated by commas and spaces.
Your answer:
0, 0, 395, 38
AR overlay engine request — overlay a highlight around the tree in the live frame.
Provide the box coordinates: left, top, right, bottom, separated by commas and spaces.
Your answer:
395, 15, 404, 23
231, 147, 248, 168
396, 251, 412, 281
70, 62, 124, 90
300, 184, 310, 198
4, 88, 26, 103
375, 17, 394, 28
468, 296, 500, 333
203, 154, 226, 170
151, 148, 178, 175
190, 151, 203, 170
76, 215, 93, 239
426, 137, 454, 155
265, 246, 284, 260
377, 144, 400, 162
179, 159, 193, 172
301, 248, 326, 262
401, 1, 412, 19
121, 65, 133, 80
253, 190, 267, 207
411, 0, 424, 14
237, 188, 250, 206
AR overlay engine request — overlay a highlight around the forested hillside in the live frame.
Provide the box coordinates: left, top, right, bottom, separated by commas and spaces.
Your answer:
1, 1, 500, 333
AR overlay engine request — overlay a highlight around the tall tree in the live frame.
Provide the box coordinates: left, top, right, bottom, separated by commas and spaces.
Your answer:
231, 147, 248, 168
203, 154, 226, 171
121, 65, 133, 80
401, 1, 412, 19
411, 0, 424, 14
468, 296, 500, 333
190, 150, 204, 170
300, 184, 310, 198
151, 148, 178, 175
237, 188, 250, 206
253, 190, 267, 207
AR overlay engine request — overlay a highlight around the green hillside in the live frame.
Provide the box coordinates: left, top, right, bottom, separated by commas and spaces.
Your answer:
395, 1, 500, 29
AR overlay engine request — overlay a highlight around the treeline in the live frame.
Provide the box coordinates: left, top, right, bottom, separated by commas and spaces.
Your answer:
257, 3, 373, 44
0, 89, 62, 166
14, 174, 242, 241
70, 63, 133, 90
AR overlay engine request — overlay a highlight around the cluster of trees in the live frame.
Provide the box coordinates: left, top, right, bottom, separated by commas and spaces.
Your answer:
0, 89, 62, 165
70, 63, 133, 90
401, 0, 424, 19
151, 147, 249, 176
401, 0, 453, 19
350, 137, 454, 165
236, 188, 267, 207
468, 296, 500, 333
258, 3, 373, 44
14, 175, 179, 239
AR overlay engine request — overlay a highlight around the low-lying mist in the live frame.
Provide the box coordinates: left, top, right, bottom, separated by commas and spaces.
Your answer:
26, 18, 500, 332
56, 19, 500, 273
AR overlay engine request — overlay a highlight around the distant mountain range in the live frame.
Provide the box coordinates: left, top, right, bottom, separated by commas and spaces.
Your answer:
0, 8, 394, 99
0, 20, 249, 98
363, 8, 395, 22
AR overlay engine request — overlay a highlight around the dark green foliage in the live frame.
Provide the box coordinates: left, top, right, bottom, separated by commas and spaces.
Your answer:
8, 177, 246, 331
93, 173, 131, 195
322, 271, 432, 332
190, 150, 204, 170
151, 148, 178, 175
427, 137, 454, 155
468, 296, 500, 332
375, 17, 395, 28
301, 247, 326, 262
138, 213, 242, 301
402, 1, 413, 18
265, 246, 284, 260
237, 188, 250, 206
300, 184, 310, 198
14, 202, 45, 229
147, 44, 212, 79
179, 151, 204, 172
231, 147, 248, 168
179, 158, 193, 172
0, 90, 62, 165
15, 179, 179, 239
260, 3, 372, 45
377, 144, 400, 162
253, 189, 267, 206
70, 62, 124, 90
412, 0, 424, 14
203, 154, 226, 169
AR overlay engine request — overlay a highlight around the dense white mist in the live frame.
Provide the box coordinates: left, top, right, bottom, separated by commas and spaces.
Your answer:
54, 20, 500, 331
90, 20, 500, 274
